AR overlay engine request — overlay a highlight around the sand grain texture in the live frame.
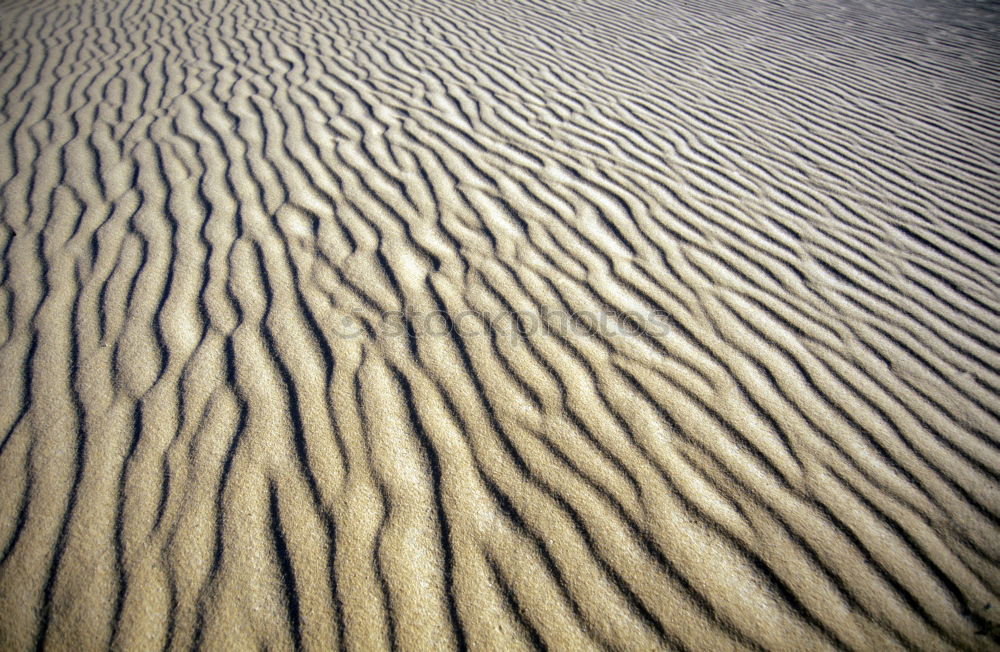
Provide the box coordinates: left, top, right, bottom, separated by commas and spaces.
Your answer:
1, 0, 1000, 649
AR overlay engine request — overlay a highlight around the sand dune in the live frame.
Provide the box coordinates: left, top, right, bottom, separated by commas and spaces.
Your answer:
1, 0, 999, 648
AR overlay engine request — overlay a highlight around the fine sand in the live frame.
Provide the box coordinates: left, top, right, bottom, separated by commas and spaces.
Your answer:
2, 0, 1000, 649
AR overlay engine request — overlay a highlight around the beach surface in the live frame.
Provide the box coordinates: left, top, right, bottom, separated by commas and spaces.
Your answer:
1, 0, 1000, 649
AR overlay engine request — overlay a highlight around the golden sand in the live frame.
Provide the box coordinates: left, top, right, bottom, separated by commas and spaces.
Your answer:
1, 0, 999, 649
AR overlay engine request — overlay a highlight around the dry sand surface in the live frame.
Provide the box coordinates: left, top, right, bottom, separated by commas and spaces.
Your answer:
1, 0, 1000, 649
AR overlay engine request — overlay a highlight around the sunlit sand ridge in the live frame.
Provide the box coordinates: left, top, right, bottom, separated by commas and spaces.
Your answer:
1, 0, 999, 648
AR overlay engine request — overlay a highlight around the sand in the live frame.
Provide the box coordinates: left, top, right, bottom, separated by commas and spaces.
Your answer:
1, 0, 999, 649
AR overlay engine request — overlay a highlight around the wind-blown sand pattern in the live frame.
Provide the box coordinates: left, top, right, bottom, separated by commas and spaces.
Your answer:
1, 0, 999, 649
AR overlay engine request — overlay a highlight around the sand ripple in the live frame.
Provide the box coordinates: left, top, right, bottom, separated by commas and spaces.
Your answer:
1, 0, 999, 649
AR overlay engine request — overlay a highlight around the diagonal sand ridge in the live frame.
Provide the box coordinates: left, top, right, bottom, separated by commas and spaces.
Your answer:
1, 0, 1000, 649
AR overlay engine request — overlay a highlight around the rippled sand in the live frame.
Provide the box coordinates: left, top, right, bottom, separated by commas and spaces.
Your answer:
1, 0, 999, 649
